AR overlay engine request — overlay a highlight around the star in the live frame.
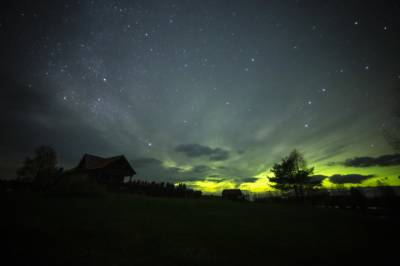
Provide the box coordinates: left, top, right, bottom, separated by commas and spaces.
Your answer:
2, 0, 399, 195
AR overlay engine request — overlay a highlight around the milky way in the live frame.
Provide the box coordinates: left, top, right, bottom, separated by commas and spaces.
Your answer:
1, 1, 400, 192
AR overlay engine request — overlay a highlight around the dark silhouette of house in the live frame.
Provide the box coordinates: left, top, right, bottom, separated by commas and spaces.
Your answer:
222, 189, 244, 200
75, 154, 136, 184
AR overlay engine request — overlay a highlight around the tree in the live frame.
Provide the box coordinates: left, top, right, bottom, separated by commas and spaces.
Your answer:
269, 149, 314, 200
384, 98, 400, 152
384, 121, 400, 152
16, 145, 59, 187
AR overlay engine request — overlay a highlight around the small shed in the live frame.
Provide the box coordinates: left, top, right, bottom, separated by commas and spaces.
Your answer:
75, 154, 136, 184
222, 189, 244, 200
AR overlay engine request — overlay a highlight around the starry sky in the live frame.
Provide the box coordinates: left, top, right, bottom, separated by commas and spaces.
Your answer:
1, 0, 400, 192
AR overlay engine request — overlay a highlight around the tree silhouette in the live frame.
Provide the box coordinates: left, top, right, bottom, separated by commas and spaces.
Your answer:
384, 110, 400, 152
383, 94, 400, 151
17, 145, 59, 187
269, 149, 314, 200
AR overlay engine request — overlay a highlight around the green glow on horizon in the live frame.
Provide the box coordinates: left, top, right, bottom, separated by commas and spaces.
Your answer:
178, 163, 400, 194
169, 138, 400, 194
184, 179, 237, 194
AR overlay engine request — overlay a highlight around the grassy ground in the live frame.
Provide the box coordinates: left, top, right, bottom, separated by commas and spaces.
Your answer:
2, 192, 398, 266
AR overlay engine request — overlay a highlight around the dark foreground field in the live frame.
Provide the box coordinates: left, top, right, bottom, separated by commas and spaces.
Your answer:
2, 193, 398, 266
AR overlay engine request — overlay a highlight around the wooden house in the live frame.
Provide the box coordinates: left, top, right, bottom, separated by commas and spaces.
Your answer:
75, 154, 136, 184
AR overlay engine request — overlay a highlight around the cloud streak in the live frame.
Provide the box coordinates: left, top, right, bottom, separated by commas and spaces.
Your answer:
174, 144, 230, 161
131, 158, 163, 168
329, 174, 375, 184
344, 154, 400, 167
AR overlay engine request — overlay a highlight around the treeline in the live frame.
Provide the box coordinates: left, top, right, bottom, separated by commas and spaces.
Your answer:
0, 179, 33, 192
253, 186, 400, 216
1, 145, 202, 199
120, 180, 202, 198
0, 176, 202, 199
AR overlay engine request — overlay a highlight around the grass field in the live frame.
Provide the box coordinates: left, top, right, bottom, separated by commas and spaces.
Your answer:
2, 192, 398, 266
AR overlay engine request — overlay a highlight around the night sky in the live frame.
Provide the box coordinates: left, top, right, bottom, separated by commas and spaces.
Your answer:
1, 0, 400, 192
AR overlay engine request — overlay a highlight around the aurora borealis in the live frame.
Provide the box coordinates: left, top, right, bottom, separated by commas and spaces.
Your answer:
1, 0, 400, 193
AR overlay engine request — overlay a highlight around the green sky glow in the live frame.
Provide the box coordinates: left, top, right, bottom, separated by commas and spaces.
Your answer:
1, 1, 400, 191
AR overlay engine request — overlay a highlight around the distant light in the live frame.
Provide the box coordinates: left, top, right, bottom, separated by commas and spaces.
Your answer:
304, 124, 309, 128
354, 21, 359, 25
308, 101, 312, 105
383, 26, 388, 31
63, 96, 67, 101
365, 65, 369, 70
321, 88, 327, 92
148, 142, 152, 147
250, 58, 255, 62
103, 78, 107, 82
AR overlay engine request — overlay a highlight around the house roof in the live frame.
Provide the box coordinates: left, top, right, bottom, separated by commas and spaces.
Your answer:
77, 153, 136, 176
